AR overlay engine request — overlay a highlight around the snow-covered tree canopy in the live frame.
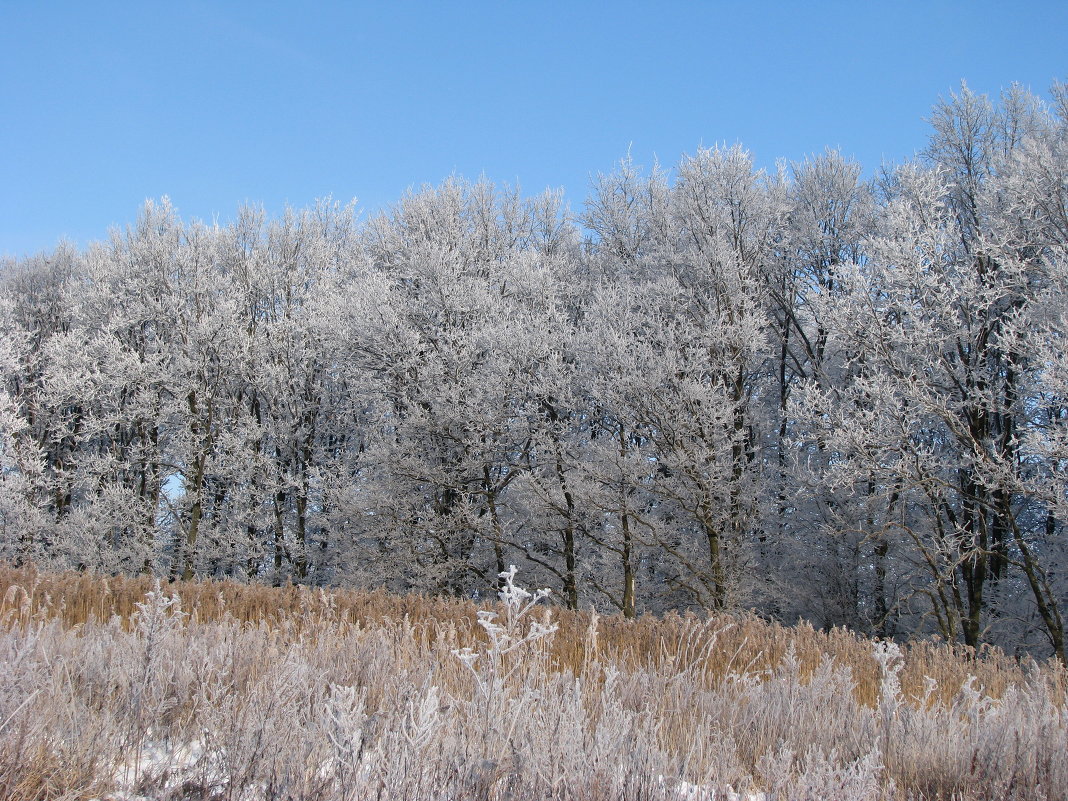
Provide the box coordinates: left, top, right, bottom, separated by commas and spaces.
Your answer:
2, 81, 1067, 660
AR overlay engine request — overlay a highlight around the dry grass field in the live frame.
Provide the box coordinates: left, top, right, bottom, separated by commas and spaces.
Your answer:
0, 564, 1065, 800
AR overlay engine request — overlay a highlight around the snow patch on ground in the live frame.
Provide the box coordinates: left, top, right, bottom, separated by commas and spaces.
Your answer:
94, 752, 768, 801
668, 777, 767, 800
96, 738, 210, 801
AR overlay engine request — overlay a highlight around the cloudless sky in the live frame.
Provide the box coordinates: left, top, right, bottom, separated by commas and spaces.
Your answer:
2, 1, 1066, 258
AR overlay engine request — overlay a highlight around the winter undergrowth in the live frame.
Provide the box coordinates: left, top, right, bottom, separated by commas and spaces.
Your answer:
0, 566, 1065, 800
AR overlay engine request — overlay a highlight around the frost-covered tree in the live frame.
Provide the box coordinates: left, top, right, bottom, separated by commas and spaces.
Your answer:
774, 151, 884, 631
580, 146, 785, 612
352, 179, 580, 598
790, 83, 1068, 659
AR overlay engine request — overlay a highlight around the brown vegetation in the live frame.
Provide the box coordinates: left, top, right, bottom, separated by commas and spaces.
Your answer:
1, 564, 1065, 800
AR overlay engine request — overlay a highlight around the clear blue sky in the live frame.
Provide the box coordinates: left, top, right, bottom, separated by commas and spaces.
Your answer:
2, 1, 1066, 258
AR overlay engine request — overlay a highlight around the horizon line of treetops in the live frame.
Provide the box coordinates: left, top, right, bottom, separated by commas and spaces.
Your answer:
2, 80, 1068, 662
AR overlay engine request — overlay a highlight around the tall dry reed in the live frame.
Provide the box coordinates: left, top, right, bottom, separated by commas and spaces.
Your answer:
1, 564, 1064, 800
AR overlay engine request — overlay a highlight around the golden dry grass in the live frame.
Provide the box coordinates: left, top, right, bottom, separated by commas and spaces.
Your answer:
0, 563, 1051, 709
2, 563, 1066, 801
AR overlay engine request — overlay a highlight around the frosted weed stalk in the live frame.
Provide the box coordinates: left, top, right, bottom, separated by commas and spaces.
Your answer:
121, 582, 187, 785
452, 566, 558, 751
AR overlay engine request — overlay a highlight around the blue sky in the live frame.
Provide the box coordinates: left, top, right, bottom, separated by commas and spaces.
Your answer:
2, 1, 1066, 258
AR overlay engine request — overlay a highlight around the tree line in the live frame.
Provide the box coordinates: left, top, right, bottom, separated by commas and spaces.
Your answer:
2, 82, 1067, 660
